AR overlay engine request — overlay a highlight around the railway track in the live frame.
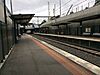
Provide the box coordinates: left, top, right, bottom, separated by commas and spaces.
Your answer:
32, 34, 100, 67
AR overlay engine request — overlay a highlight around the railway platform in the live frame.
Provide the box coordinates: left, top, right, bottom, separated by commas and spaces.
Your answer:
0, 34, 97, 75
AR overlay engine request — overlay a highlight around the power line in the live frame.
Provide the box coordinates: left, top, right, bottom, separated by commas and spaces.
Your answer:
56, 0, 91, 16
55, 0, 73, 11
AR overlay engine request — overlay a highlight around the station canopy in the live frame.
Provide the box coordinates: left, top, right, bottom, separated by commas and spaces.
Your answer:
10, 14, 35, 25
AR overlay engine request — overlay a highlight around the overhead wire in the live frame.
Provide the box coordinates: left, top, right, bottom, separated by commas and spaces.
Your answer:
55, 0, 73, 11
56, 0, 90, 16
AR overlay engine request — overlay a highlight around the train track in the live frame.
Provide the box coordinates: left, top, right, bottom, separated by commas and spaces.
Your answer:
32, 34, 100, 67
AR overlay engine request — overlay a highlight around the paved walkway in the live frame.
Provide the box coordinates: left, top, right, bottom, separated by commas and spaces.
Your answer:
0, 34, 72, 75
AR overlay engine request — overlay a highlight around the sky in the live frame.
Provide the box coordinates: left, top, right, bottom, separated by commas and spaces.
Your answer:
6, 0, 95, 24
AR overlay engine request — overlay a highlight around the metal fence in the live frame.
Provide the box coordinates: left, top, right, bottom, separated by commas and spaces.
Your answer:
0, 21, 14, 62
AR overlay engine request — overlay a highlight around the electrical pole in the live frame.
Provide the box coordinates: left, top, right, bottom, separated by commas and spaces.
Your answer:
10, 0, 13, 14
48, 1, 50, 20
53, 4, 56, 16
37, 17, 39, 25
59, 0, 61, 16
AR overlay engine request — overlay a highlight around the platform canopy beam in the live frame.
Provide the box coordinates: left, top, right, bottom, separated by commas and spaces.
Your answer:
10, 14, 35, 25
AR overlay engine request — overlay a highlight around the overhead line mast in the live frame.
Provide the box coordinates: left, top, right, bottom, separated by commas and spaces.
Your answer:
53, 4, 56, 16
59, 0, 61, 16
48, 1, 50, 20
10, 0, 13, 14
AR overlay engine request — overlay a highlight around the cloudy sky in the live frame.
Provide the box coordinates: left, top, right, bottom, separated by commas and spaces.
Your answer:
6, 0, 95, 15
6, 0, 95, 23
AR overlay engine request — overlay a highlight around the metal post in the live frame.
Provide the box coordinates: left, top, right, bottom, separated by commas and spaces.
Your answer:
37, 17, 39, 25
48, 2, 50, 20
59, 0, 61, 16
10, 0, 13, 14
53, 4, 56, 16
80, 21, 83, 35
24, 25, 26, 33
14, 20, 17, 43
88, 3, 90, 8
81, 5, 83, 10
58, 25, 60, 34
0, 22, 5, 59
4, 0, 9, 52
17, 24, 19, 37
3, 0, 7, 24
76, 8, 78, 12
66, 24, 68, 35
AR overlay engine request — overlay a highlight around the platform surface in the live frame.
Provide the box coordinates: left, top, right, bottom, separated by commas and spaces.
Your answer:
0, 34, 72, 75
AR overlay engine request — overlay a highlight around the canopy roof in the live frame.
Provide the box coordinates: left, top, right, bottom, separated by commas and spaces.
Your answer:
41, 5, 100, 27
10, 14, 35, 25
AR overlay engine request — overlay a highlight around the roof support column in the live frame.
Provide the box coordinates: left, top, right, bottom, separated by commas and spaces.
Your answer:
65, 24, 68, 35
57, 25, 60, 35
16, 24, 20, 37
0, 22, 5, 60
4, 0, 9, 53
14, 20, 17, 43
80, 21, 83, 35
24, 25, 26, 33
